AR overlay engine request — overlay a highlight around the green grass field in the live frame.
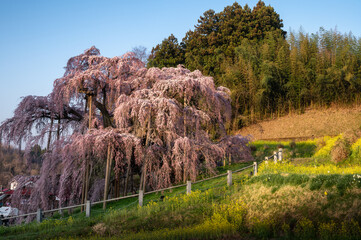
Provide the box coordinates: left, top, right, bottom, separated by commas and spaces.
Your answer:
2, 137, 361, 239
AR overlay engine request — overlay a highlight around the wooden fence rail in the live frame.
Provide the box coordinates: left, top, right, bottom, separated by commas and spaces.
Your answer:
264, 148, 283, 164
2, 149, 283, 225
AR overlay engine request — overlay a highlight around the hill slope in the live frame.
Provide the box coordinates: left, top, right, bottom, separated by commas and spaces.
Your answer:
237, 107, 361, 140
2, 142, 361, 240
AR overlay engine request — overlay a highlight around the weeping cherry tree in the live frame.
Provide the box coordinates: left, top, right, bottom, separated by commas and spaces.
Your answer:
0, 46, 253, 213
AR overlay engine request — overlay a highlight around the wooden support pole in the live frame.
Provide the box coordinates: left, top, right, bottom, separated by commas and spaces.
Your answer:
103, 145, 113, 210
47, 118, 54, 151
124, 166, 130, 197
57, 118, 61, 140
183, 95, 187, 183
88, 95, 92, 129
139, 169, 144, 192
18, 138, 22, 154
80, 166, 86, 212
140, 113, 151, 192
187, 181, 191, 195
103, 144, 111, 210
86, 200, 91, 217
115, 175, 120, 198
139, 190, 144, 207
227, 170, 232, 186
84, 159, 90, 207
82, 94, 93, 211
123, 151, 133, 196
142, 164, 147, 193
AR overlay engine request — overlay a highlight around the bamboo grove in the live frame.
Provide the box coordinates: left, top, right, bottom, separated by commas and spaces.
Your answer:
148, 1, 361, 129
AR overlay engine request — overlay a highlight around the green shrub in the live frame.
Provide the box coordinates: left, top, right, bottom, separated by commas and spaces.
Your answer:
336, 175, 353, 196
290, 141, 297, 149
250, 217, 275, 239
288, 174, 310, 186
318, 221, 337, 240
323, 175, 339, 188
281, 222, 292, 239
338, 219, 361, 239
294, 218, 316, 240
309, 175, 327, 190
347, 137, 361, 164
249, 144, 257, 152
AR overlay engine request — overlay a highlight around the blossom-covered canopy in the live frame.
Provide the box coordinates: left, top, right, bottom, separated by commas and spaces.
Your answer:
1, 47, 252, 212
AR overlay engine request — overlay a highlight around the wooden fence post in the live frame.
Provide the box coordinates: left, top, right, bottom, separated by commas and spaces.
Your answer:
58, 202, 63, 216
227, 170, 232, 186
187, 181, 192, 195
273, 151, 277, 163
253, 162, 258, 176
139, 190, 144, 207
86, 200, 91, 217
278, 148, 283, 162
36, 208, 42, 223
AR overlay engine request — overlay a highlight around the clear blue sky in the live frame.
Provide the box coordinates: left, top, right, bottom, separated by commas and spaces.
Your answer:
0, 0, 360, 124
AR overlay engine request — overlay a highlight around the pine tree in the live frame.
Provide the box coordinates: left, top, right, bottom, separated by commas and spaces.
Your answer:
147, 34, 185, 68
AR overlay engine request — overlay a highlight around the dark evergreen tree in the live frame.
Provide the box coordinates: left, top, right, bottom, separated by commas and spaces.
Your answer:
147, 34, 185, 68
182, 1, 285, 79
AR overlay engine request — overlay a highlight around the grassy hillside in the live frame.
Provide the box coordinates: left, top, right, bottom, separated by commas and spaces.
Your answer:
2, 137, 361, 239
0, 163, 253, 240
237, 107, 361, 140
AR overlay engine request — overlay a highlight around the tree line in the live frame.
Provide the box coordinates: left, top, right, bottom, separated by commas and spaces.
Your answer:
147, 1, 361, 129
0, 145, 42, 188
